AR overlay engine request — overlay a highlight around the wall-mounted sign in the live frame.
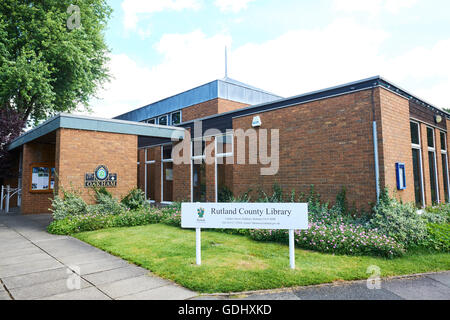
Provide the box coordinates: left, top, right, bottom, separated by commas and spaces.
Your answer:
252, 116, 262, 128
30, 164, 55, 193
85, 165, 117, 188
396, 163, 406, 190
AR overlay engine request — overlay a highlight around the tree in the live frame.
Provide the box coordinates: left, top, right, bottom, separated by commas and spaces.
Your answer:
0, 0, 112, 125
0, 108, 25, 180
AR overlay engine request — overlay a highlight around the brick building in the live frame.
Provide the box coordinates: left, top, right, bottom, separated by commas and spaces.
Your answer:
3, 76, 450, 214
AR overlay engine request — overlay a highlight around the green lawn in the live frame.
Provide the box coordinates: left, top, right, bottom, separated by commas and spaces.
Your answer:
74, 224, 450, 293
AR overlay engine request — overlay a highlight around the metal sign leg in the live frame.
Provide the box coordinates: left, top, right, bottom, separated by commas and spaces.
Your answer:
196, 228, 201, 266
289, 229, 295, 270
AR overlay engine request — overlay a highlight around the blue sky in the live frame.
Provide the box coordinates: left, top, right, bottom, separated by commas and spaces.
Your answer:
85, 0, 450, 118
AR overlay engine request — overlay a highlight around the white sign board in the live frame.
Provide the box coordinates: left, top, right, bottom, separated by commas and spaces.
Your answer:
181, 203, 308, 230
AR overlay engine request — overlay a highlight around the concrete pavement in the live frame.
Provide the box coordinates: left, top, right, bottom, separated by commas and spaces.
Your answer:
0, 213, 197, 300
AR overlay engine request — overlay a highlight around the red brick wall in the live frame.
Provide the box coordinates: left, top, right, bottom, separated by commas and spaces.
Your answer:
231, 89, 379, 211
21, 142, 56, 214
55, 129, 137, 205
182, 98, 249, 122
377, 88, 415, 203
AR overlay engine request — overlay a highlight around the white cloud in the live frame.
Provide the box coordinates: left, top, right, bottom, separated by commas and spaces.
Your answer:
122, 0, 201, 30
215, 0, 256, 13
85, 18, 450, 119
85, 31, 231, 118
333, 0, 418, 14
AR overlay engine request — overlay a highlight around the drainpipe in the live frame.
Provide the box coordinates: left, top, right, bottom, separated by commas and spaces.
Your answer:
372, 87, 381, 203
373, 121, 380, 203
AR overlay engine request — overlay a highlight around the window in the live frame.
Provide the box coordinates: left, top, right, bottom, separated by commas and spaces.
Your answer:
30, 164, 55, 193
440, 132, 449, 202
161, 145, 173, 203
410, 122, 424, 207
146, 118, 156, 125
427, 127, 439, 204
145, 149, 157, 202
159, 115, 168, 126
171, 111, 181, 125
191, 139, 206, 202
216, 134, 234, 157
215, 134, 234, 202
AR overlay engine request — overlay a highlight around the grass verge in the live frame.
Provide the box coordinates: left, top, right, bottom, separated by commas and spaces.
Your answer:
74, 224, 450, 293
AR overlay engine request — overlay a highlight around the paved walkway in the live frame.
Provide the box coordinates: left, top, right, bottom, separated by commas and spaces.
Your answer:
0, 213, 197, 300
1, 213, 449, 300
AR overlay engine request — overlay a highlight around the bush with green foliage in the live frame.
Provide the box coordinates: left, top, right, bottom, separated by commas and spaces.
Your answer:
121, 188, 147, 210
367, 189, 428, 248
422, 223, 450, 252
50, 190, 89, 221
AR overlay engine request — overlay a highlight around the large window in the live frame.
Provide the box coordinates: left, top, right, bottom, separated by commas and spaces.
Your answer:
440, 132, 449, 202
427, 127, 439, 204
145, 149, 157, 202
410, 122, 424, 207
171, 111, 181, 125
161, 145, 173, 203
216, 133, 234, 202
191, 138, 206, 202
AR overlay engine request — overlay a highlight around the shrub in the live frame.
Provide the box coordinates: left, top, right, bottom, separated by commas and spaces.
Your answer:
50, 191, 89, 221
121, 188, 147, 210
161, 202, 182, 227
47, 207, 167, 235
423, 223, 450, 252
423, 204, 450, 224
368, 189, 427, 248
218, 186, 234, 203
94, 193, 126, 215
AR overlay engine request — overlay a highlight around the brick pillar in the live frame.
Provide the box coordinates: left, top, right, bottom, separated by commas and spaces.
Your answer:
173, 138, 191, 202
205, 137, 216, 202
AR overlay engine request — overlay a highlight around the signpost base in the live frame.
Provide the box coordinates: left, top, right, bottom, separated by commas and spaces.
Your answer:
289, 229, 295, 270
196, 228, 201, 266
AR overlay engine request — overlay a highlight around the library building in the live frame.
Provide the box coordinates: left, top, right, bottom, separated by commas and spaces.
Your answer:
3, 76, 450, 214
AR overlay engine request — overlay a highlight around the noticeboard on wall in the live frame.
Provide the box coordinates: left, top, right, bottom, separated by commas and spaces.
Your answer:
30, 164, 55, 193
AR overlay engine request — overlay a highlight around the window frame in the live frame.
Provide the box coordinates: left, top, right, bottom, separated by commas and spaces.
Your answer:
144, 149, 156, 203
171, 110, 182, 126
440, 131, 450, 202
215, 133, 235, 202
427, 126, 440, 204
161, 144, 174, 204
410, 121, 425, 207
29, 163, 55, 194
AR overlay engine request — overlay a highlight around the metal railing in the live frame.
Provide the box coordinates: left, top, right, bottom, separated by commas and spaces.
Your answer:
1, 185, 21, 213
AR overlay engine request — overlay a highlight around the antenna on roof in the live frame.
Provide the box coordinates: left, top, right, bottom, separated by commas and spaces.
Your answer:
225, 46, 228, 79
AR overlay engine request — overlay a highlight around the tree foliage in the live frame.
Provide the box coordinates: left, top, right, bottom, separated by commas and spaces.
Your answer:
0, 108, 25, 179
0, 0, 112, 125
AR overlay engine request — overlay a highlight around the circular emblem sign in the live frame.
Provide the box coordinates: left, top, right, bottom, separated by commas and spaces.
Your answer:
95, 165, 109, 181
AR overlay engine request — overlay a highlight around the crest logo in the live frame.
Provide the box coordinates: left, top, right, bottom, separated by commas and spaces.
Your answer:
197, 208, 205, 220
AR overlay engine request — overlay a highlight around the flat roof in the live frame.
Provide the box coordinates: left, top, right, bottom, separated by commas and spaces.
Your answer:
7, 113, 186, 151
114, 77, 282, 122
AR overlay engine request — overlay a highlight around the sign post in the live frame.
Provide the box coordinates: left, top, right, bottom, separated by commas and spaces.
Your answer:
182, 203, 308, 269
196, 228, 201, 266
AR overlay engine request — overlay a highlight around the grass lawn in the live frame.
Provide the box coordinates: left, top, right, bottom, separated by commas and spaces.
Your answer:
74, 224, 450, 293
